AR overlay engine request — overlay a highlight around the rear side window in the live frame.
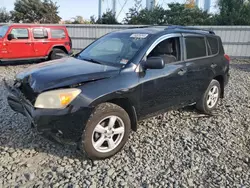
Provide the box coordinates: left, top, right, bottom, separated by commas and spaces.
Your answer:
185, 36, 207, 59
33, 28, 48, 39
51, 29, 66, 39
207, 36, 219, 55
10, 28, 29, 39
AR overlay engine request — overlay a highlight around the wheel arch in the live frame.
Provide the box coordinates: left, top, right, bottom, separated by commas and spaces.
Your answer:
106, 98, 138, 132
213, 75, 224, 98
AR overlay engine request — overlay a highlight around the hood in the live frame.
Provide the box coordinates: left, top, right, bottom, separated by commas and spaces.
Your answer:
16, 57, 120, 93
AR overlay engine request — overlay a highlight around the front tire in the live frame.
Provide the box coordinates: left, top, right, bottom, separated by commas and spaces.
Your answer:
80, 103, 131, 160
196, 79, 221, 114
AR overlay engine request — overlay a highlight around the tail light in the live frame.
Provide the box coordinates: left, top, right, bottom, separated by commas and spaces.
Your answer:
224, 54, 230, 62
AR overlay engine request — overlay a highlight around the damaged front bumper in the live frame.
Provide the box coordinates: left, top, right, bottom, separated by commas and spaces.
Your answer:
4, 79, 93, 145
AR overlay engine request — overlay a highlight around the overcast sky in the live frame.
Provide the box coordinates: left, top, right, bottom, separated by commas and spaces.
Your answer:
2, 0, 217, 22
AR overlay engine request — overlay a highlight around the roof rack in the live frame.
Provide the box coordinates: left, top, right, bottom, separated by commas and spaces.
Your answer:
166, 25, 215, 34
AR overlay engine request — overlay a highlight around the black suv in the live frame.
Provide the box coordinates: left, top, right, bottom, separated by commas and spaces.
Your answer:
5, 26, 230, 159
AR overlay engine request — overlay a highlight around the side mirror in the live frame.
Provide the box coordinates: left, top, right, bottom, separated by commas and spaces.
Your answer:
145, 57, 165, 69
7, 34, 15, 41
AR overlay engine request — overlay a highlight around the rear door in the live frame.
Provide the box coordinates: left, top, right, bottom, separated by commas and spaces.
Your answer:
32, 27, 50, 57
5, 27, 33, 59
183, 34, 216, 103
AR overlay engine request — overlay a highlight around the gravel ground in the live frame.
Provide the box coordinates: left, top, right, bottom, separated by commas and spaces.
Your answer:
0, 59, 250, 187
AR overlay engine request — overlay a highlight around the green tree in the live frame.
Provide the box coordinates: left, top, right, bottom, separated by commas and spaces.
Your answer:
96, 10, 119, 24
11, 0, 61, 23
215, 0, 250, 25
0, 7, 11, 23
70, 16, 91, 24
124, 0, 142, 24
90, 15, 96, 24
41, 0, 61, 23
166, 3, 214, 25
124, 3, 213, 25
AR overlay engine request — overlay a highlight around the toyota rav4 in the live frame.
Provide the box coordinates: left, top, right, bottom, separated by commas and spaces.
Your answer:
5, 26, 230, 159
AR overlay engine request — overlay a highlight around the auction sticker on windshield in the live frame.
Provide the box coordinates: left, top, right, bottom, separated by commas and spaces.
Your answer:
130, 33, 148, 39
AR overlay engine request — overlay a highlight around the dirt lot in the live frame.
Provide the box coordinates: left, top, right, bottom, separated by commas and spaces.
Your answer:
0, 60, 250, 187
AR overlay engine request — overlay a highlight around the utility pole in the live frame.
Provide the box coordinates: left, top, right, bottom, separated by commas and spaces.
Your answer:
112, 0, 116, 15
99, 0, 116, 18
146, 0, 156, 11
98, 0, 102, 19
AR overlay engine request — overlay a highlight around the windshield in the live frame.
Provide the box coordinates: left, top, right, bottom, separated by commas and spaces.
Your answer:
77, 32, 150, 65
0, 26, 9, 38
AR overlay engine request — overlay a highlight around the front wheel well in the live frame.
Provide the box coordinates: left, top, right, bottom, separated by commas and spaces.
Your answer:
107, 98, 138, 132
213, 75, 224, 98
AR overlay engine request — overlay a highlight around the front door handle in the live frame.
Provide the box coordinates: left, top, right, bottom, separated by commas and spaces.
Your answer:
25, 42, 31, 45
211, 63, 217, 68
43, 42, 48, 44
178, 69, 186, 76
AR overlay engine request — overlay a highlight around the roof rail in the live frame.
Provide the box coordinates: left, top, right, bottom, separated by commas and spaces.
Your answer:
166, 25, 215, 35
127, 25, 151, 29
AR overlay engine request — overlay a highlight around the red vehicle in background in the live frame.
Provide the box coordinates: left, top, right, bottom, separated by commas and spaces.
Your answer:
0, 24, 72, 63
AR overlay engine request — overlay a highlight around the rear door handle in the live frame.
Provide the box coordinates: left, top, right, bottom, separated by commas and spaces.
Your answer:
43, 42, 48, 44
211, 63, 217, 68
178, 69, 187, 76
25, 42, 31, 45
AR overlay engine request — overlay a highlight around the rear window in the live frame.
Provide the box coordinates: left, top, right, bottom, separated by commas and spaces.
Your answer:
185, 36, 207, 59
33, 28, 48, 39
10, 28, 29, 39
207, 36, 219, 55
51, 29, 66, 39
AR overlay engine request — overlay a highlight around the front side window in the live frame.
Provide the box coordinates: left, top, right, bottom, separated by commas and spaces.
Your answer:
51, 29, 66, 39
33, 28, 48, 39
148, 37, 181, 64
185, 36, 207, 59
0, 26, 9, 38
77, 32, 149, 65
10, 28, 29, 39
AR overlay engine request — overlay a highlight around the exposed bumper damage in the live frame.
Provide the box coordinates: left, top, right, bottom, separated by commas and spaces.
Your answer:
4, 79, 93, 145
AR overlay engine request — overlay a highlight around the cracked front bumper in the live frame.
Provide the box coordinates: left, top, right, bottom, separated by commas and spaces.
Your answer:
4, 80, 93, 144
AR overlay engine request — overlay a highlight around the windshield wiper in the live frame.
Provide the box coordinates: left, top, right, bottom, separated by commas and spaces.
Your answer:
80, 57, 103, 65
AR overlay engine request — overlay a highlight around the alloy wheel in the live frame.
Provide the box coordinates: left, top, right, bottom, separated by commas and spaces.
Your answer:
91, 115, 125, 153
207, 85, 219, 108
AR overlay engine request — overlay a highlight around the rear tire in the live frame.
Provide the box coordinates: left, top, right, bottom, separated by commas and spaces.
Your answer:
196, 79, 221, 114
79, 103, 131, 160
49, 48, 67, 60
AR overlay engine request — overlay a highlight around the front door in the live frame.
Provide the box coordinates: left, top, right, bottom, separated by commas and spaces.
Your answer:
5, 27, 33, 59
138, 35, 190, 118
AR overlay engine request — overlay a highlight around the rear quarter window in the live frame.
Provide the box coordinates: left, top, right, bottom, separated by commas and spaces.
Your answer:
207, 36, 219, 55
51, 29, 66, 39
185, 36, 207, 59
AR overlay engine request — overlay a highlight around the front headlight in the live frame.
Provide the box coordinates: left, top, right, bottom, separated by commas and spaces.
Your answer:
34, 88, 81, 109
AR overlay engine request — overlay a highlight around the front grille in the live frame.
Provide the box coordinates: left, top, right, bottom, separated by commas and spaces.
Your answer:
15, 81, 37, 105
